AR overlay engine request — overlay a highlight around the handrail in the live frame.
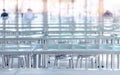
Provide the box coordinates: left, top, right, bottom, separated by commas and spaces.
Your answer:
0, 50, 120, 55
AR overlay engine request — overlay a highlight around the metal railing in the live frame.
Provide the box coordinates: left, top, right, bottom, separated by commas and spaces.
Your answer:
0, 15, 120, 69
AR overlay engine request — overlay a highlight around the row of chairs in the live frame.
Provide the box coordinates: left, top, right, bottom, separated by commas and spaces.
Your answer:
0, 53, 98, 69
1, 52, 120, 69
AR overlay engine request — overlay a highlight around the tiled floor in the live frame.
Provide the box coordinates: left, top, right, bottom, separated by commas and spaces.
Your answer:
0, 69, 120, 75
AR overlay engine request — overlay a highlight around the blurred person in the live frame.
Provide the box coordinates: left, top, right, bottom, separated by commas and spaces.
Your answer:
103, 10, 113, 18
103, 10, 114, 37
1, 9, 9, 20
103, 10, 113, 23
1, 9, 9, 28
22, 8, 35, 31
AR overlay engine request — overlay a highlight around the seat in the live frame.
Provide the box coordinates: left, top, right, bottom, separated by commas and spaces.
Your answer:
76, 55, 96, 69
53, 54, 74, 68
2, 54, 28, 68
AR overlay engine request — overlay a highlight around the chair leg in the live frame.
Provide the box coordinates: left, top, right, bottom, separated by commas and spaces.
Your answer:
54, 58, 58, 67
76, 57, 79, 68
8, 58, 13, 68
69, 58, 74, 68
2, 55, 6, 68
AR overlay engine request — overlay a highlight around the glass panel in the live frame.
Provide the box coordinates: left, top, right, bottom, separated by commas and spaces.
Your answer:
0, 0, 119, 51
